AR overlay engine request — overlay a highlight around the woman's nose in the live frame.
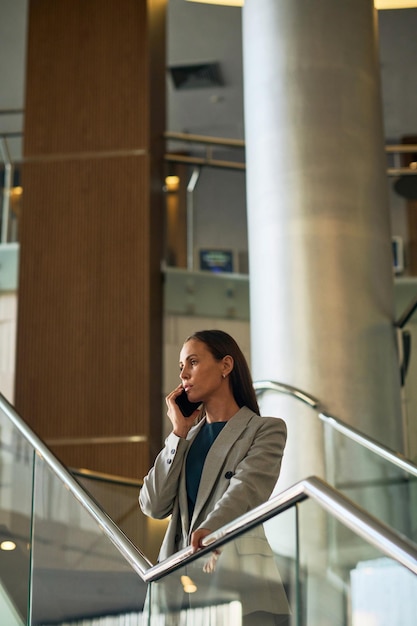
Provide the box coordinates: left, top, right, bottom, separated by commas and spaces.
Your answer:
180, 367, 189, 380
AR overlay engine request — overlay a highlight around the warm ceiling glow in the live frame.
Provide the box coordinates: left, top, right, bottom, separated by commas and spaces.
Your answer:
0, 540, 16, 551
185, 0, 417, 8
375, 0, 417, 7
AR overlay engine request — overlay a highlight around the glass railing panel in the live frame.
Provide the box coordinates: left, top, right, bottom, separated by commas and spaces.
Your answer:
297, 497, 417, 626
148, 507, 296, 626
323, 422, 417, 543
0, 404, 33, 626
73, 471, 168, 564
30, 455, 148, 625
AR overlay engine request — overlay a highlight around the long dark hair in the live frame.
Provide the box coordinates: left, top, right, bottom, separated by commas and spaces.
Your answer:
185, 330, 260, 415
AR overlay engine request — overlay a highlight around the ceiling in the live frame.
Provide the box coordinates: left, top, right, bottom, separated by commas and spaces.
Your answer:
2, 1, 417, 152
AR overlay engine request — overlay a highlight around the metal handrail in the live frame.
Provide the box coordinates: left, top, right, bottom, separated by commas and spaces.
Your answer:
164, 133, 417, 175
146, 475, 417, 581
71, 466, 143, 488
164, 131, 245, 149
253, 379, 322, 410
1, 391, 417, 588
0, 392, 152, 577
254, 379, 417, 478
319, 411, 417, 478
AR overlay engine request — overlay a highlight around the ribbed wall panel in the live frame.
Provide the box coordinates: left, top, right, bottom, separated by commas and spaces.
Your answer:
53, 442, 150, 480
24, 0, 148, 154
15, 0, 165, 479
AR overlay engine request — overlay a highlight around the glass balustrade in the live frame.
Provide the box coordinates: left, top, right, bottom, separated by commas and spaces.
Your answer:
257, 382, 417, 546
30, 455, 148, 625
73, 470, 168, 564
147, 497, 417, 626
322, 421, 417, 544
148, 508, 295, 626
2, 393, 417, 626
0, 400, 149, 626
0, 403, 33, 625
296, 498, 417, 626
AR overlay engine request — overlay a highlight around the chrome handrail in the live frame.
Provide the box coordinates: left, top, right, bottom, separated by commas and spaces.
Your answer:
71, 466, 143, 488
0, 392, 152, 576
2, 390, 417, 590
145, 475, 417, 582
254, 379, 417, 478
164, 131, 245, 149
253, 379, 322, 410
319, 411, 417, 478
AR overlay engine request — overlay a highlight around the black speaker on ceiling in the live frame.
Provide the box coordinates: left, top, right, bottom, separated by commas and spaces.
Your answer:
168, 62, 223, 90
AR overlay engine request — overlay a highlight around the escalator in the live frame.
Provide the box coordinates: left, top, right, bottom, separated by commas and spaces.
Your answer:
1, 391, 416, 625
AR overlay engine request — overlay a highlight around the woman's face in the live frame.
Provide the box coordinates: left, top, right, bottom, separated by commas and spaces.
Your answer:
179, 339, 225, 404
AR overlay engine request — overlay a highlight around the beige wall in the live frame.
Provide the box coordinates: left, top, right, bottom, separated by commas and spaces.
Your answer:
0, 293, 17, 403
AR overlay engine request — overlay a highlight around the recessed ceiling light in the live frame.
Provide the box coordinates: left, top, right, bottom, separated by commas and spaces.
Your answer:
0, 540, 16, 551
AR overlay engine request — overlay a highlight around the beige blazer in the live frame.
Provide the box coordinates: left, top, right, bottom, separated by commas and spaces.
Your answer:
140, 406, 290, 616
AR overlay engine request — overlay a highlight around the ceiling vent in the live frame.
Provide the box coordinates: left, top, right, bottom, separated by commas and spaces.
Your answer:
169, 62, 223, 90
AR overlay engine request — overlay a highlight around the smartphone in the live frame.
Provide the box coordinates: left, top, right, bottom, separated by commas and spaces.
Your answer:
175, 389, 201, 417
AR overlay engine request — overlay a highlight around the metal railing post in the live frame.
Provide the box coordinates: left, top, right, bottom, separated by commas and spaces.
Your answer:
186, 166, 200, 271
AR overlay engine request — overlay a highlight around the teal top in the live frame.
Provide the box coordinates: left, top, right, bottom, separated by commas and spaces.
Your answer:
186, 421, 227, 522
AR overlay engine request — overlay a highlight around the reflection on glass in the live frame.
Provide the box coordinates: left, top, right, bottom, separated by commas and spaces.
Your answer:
30, 455, 148, 624
324, 422, 417, 543
74, 472, 168, 564
0, 407, 33, 625
149, 510, 294, 626
298, 498, 417, 626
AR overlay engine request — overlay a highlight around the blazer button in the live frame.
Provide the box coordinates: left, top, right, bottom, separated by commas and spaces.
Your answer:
167, 458, 172, 464
225, 471, 234, 479
170, 449, 175, 455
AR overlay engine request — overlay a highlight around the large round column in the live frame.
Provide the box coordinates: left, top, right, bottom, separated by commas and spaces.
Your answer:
243, 0, 403, 488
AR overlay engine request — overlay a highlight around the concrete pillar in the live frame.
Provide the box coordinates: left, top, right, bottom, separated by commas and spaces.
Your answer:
243, 0, 403, 489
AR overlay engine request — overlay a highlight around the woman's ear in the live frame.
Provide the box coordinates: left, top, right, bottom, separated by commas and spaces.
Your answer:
222, 355, 234, 377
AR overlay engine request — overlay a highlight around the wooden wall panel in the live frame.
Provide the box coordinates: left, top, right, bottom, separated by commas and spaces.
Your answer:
14, 0, 166, 479
24, 0, 148, 154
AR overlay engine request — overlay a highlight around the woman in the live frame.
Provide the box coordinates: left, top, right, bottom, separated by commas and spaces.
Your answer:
139, 330, 290, 625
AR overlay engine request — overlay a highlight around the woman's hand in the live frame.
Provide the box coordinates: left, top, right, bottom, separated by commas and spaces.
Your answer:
191, 527, 221, 573
190, 527, 212, 552
165, 384, 199, 438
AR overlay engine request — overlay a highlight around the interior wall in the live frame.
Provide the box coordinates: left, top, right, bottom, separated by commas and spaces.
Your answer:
0, 294, 17, 403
